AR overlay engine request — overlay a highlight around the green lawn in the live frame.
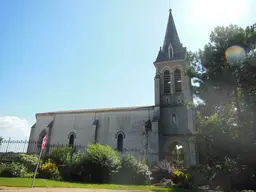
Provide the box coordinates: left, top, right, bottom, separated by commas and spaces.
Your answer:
0, 177, 180, 191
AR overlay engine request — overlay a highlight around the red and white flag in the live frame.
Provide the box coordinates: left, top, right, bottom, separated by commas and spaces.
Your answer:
41, 136, 47, 150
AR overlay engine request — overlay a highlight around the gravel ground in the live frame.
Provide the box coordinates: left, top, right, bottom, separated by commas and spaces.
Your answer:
0, 188, 155, 192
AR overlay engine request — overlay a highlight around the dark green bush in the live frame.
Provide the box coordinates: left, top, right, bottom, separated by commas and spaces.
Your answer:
0, 162, 27, 177
188, 165, 211, 187
113, 154, 151, 185
48, 146, 73, 166
38, 159, 60, 179
80, 143, 121, 183
58, 152, 85, 181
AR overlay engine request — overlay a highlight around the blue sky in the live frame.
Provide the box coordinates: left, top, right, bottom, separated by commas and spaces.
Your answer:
0, 0, 255, 140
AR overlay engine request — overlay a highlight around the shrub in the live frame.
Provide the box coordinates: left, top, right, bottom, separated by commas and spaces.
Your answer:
38, 159, 60, 179
48, 146, 73, 166
80, 143, 121, 183
0, 153, 38, 172
18, 154, 38, 172
151, 160, 193, 189
113, 154, 151, 185
58, 152, 86, 181
0, 162, 27, 177
152, 159, 175, 183
172, 169, 193, 189
135, 161, 152, 184
188, 165, 211, 187
22, 172, 34, 178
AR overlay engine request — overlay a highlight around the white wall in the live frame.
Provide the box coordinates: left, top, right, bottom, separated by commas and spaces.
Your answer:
29, 115, 54, 142
30, 107, 159, 163
27, 115, 54, 153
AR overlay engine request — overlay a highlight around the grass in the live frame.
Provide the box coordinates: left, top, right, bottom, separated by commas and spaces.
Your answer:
0, 177, 181, 191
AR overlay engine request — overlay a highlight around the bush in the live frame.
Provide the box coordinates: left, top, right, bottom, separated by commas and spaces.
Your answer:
58, 152, 85, 181
188, 165, 211, 187
151, 160, 193, 189
172, 169, 193, 189
113, 154, 151, 185
38, 159, 60, 179
152, 159, 175, 183
80, 143, 121, 183
48, 146, 73, 166
18, 154, 38, 172
135, 161, 152, 184
0, 153, 38, 172
22, 172, 34, 178
0, 162, 27, 177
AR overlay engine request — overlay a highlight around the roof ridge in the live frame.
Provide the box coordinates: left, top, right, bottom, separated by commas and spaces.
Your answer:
36, 105, 155, 116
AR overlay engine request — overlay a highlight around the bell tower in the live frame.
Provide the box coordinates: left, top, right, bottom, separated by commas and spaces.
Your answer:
154, 9, 197, 168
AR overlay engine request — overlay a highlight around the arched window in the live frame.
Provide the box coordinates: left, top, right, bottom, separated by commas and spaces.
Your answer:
117, 134, 123, 152
68, 132, 76, 146
168, 43, 173, 58
115, 132, 125, 152
37, 130, 46, 149
174, 69, 182, 92
164, 70, 171, 93
172, 114, 176, 125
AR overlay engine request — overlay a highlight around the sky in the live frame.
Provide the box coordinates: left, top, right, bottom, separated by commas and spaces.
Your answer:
0, 0, 255, 141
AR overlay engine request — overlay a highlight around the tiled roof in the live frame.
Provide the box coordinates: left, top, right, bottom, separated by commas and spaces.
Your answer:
36, 105, 155, 116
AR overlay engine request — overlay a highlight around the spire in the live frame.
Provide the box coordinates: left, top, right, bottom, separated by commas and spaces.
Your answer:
155, 9, 186, 62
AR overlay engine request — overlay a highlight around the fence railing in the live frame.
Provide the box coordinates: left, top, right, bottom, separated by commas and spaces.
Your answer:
0, 140, 87, 154
0, 139, 188, 165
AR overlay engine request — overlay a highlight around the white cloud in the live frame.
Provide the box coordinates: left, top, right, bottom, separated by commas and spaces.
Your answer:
0, 116, 31, 141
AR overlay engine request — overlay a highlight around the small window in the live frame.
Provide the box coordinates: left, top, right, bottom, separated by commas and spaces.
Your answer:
172, 114, 176, 125
174, 69, 182, 92
168, 43, 174, 58
117, 134, 124, 152
68, 133, 76, 146
164, 70, 171, 93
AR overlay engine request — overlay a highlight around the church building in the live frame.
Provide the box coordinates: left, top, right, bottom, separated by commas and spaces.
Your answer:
28, 9, 197, 168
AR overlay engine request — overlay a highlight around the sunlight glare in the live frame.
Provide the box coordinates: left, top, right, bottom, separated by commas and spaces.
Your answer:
186, 0, 248, 25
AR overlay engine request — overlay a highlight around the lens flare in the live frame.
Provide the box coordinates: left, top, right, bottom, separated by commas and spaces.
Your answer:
225, 45, 246, 65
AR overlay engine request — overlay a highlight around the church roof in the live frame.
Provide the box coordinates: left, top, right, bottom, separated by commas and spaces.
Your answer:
155, 9, 186, 63
36, 105, 155, 116
31, 123, 36, 129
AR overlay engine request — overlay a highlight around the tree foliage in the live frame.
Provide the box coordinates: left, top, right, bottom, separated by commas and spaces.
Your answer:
187, 23, 256, 190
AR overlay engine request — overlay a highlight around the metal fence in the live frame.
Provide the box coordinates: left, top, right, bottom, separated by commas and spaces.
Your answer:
0, 139, 186, 165
0, 139, 87, 154
0, 139, 29, 153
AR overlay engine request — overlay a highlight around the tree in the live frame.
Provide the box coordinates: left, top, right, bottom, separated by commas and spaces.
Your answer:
187, 23, 256, 189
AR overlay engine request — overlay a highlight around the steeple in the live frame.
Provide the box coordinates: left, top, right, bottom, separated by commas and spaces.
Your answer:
155, 9, 186, 62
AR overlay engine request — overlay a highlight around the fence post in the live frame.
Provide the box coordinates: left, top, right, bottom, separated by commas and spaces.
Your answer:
23, 140, 27, 152
5, 138, 11, 153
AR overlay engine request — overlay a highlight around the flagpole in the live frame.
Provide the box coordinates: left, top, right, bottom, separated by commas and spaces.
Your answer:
31, 147, 43, 188
31, 136, 47, 188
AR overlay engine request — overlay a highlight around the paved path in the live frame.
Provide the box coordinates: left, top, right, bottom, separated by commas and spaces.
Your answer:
0, 188, 157, 192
